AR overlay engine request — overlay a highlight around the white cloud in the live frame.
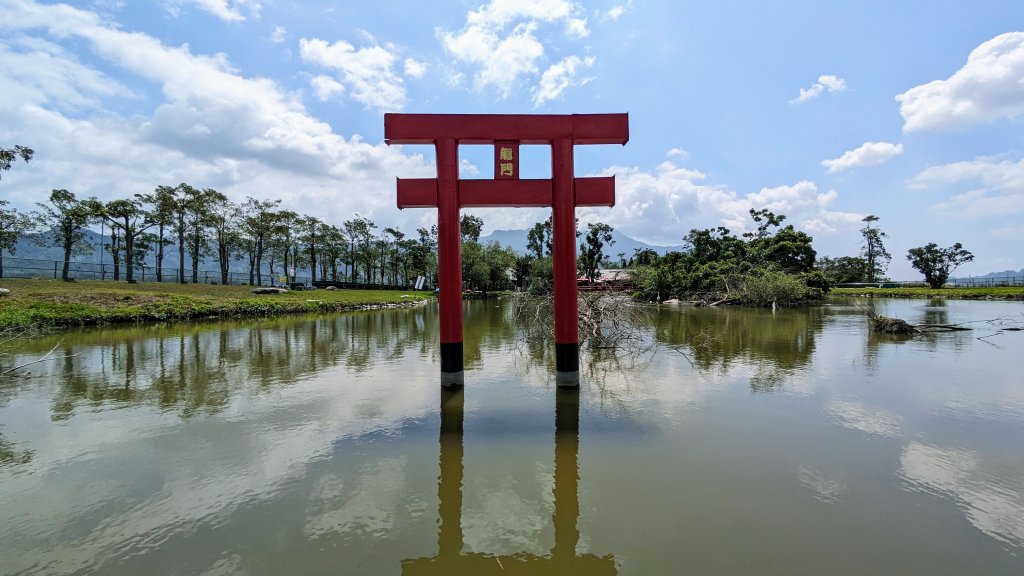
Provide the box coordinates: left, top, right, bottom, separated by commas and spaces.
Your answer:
897, 32, 1024, 132
0, 36, 133, 110
566, 17, 589, 38
269, 24, 286, 44
299, 37, 406, 111
0, 0, 434, 231
532, 55, 594, 106
911, 156, 1024, 217
309, 74, 344, 101
403, 57, 426, 78
438, 0, 592, 98
821, 141, 903, 173
791, 74, 846, 104
666, 147, 689, 159
603, 0, 633, 21
165, 0, 261, 22
573, 161, 863, 246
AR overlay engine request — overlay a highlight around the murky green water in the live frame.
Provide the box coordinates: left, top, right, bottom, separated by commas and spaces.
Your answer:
1, 298, 1023, 575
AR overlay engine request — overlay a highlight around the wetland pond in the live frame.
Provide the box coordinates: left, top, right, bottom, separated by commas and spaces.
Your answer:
1, 298, 1023, 575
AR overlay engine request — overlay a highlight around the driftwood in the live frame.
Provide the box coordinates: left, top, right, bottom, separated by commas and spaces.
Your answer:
2, 340, 79, 376
866, 308, 1023, 339
872, 316, 918, 334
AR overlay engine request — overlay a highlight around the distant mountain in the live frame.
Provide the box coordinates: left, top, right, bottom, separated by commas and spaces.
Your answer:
951, 268, 1024, 281
479, 228, 683, 263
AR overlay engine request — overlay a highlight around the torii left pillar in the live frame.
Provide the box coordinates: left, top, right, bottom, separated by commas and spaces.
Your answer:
385, 113, 629, 388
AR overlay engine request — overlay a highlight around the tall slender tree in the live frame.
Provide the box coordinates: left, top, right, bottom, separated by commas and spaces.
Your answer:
241, 197, 281, 286
297, 215, 324, 283
208, 194, 243, 285
138, 185, 178, 282
859, 215, 891, 283
34, 189, 94, 281
578, 222, 615, 282
185, 188, 223, 283
0, 200, 31, 278
88, 197, 157, 282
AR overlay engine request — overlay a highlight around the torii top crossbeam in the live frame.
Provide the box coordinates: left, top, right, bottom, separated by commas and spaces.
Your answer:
384, 113, 629, 145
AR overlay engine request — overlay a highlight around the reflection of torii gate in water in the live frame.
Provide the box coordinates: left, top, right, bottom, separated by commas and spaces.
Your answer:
385, 114, 629, 387
402, 389, 616, 575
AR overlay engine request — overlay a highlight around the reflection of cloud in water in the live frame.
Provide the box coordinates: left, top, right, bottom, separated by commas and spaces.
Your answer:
797, 465, 849, 503
827, 399, 903, 437
197, 553, 244, 576
304, 458, 409, 539
462, 469, 552, 557
900, 442, 1024, 547
0, 374, 436, 574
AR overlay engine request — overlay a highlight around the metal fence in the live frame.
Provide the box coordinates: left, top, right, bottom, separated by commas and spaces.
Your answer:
838, 276, 1024, 289
0, 256, 417, 289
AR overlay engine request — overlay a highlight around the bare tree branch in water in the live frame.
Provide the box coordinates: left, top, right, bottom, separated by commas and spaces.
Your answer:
509, 292, 656, 354
0, 326, 75, 377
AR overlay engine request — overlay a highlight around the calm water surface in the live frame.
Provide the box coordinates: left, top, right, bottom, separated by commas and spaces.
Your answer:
1, 298, 1023, 575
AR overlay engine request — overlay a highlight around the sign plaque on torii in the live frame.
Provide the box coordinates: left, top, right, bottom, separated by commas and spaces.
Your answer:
385, 113, 629, 387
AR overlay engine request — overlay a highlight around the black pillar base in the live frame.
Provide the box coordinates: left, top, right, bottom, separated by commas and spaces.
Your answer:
555, 342, 578, 372
555, 342, 579, 388
440, 341, 464, 388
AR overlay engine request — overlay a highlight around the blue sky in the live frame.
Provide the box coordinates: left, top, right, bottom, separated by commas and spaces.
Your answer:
2, 0, 1023, 278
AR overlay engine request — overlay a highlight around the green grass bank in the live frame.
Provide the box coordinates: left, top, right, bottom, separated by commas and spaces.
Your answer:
831, 286, 1024, 300
0, 279, 431, 329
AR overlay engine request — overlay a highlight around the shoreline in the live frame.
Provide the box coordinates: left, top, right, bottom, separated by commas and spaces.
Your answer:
0, 278, 433, 331
829, 287, 1024, 300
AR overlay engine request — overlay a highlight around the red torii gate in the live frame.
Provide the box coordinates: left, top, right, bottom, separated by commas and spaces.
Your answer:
385, 113, 629, 387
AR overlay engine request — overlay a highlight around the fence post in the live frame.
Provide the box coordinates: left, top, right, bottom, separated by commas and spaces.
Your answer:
53, 261, 58, 279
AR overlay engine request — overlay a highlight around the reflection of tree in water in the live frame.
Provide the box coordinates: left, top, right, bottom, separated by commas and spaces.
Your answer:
462, 299, 520, 370
0, 434, 34, 466
653, 305, 824, 392
9, 305, 434, 421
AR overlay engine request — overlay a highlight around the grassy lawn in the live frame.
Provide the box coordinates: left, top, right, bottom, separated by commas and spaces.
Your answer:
0, 278, 431, 329
831, 286, 1024, 300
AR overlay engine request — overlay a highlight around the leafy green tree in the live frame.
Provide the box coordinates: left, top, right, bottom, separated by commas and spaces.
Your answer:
208, 195, 243, 285
184, 188, 224, 284
859, 215, 890, 282
816, 256, 868, 284
907, 242, 974, 289
321, 224, 347, 282
382, 227, 404, 284
484, 241, 517, 291
0, 146, 33, 180
408, 226, 437, 286
460, 214, 484, 243
526, 217, 552, 258
630, 247, 658, 267
513, 253, 534, 289
0, 200, 32, 278
296, 215, 325, 282
240, 197, 281, 286
138, 185, 178, 282
34, 189, 94, 281
461, 240, 489, 290
578, 222, 615, 282
88, 197, 157, 282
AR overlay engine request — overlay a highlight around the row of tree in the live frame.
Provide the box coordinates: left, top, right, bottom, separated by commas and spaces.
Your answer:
1, 186, 445, 286
1, 144, 973, 295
